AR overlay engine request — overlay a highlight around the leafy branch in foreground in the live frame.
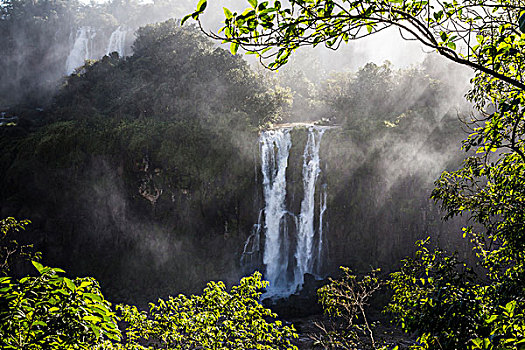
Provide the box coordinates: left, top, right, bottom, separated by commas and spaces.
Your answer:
313, 267, 385, 349
1, 217, 40, 275
386, 239, 481, 349
0, 261, 120, 349
107, 271, 298, 350
386, 239, 525, 349
184, 0, 525, 90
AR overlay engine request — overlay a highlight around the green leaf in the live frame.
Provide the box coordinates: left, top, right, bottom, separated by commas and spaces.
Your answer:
471, 338, 483, 348
79, 281, 92, 289
84, 293, 102, 302
230, 42, 239, 55
181, 13, 192, 25
32, 261, 45, 274
64, 278, 75, 291
84, 315, 102, 322
223, 7, 233, 19
197, 0, 207, 12
486, 315, 498, 323
248, 0, 257, 8
447, 42, 456, 50
32, 320, 47, 327
89, 324, 101, 340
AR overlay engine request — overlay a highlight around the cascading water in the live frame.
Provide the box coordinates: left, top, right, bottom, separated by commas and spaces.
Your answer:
294, 128, 326, 287
260, 129, 293, 295
243, 126, 328, 298
66, 27, 95, 75
240, 210, 263, 267
106, 26, 127, 57
317, 184, 327, 275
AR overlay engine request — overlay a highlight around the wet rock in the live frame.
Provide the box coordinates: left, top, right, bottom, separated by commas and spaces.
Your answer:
263, 273, 329, 318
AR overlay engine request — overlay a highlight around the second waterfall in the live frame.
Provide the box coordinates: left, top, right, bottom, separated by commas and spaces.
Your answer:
245, 126, 328, 298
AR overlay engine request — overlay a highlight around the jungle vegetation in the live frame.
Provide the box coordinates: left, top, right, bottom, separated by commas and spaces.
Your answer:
3, 0, 523, 348
182, 0, 525, 348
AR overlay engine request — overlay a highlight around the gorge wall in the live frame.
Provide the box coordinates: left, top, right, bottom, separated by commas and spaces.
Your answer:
244, 124, 469, 299
1, 121, 468, 305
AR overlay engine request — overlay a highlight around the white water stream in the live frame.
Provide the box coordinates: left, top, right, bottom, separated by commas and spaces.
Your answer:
66, 26, 129, 75
106, 26, 127, 56
294, 127, 326, 287
245, 126, 328, 298
66, 27, 97, 74
260, 129, 293, 294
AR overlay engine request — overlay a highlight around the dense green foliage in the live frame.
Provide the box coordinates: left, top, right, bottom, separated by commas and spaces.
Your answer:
54, 20, 286, 128
387, 240, 480, 348
317, 61, 458, 131
110, 272, 298, 350
0, 214, 298, 349
186, 0, 525, 347
385, 239, 525, 349
0, 258, 299, 350
0, 261, 120, 349
0, 235, 299, 350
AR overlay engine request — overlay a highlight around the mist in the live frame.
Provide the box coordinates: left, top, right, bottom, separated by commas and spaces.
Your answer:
0, 0, 478, 307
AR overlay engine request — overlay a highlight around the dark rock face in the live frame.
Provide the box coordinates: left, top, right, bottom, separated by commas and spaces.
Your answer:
1, 122, 470, 307
263, 273, 329, 318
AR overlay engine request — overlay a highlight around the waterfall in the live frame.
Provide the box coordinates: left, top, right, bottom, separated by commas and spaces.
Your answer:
260, 129, 293, 295
294, 128, 326, 287
66, 27, 94, 75
317, 184, 327, 274
244, 126, 328, 298
240, 210, 263, 267
106, 26, 127, 57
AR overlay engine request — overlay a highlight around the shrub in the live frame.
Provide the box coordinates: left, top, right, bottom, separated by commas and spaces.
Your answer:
0, 217, 40, 275
313, 267, 385, 349
113, 271, 298, 350
0, 261, 120, 349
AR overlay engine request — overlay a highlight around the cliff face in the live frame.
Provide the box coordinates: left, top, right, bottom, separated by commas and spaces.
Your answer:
1, 129, 261, 305
0, 121, 468, 305
254, 125, 469, 285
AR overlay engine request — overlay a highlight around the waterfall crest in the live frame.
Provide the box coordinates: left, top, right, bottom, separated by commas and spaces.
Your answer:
247, 126, 328, 298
